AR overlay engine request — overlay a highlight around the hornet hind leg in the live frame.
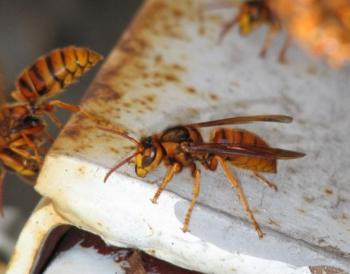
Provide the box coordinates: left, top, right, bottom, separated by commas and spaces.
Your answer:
253, 172, 278, 191
215, 156, 264, 238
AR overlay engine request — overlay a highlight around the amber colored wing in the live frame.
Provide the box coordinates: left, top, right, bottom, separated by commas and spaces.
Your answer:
186, 115, 293, 128
185, 143, 305, 159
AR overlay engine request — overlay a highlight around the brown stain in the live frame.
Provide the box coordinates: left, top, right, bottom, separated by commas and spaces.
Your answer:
324, 187, 333, 195
152, 81, 164, 87
109, 147, 120, 154
131, 1, 191, 41
185, 86, 196, 94
172, 8, 184, 18
303, 195, 315, 203
307, 66, 318, 75
87, 82, 121, 102
321, 245, 348, 258
209, 93, 219, 101
50, 145, 62, 153
267, 218, 280, 227
121, 81, 131, 88
171, 63, 186, 72
72, 143, 94, 154
131, 95, 157, 112
123, 102, 132, 108
95, 58, 129, 87
198, 25, 206, 36
134, 61, 147, 71
297, 208, 306, 214
309, 265, 346, 274
155, 54, 163, 64
78, 166, 85, 175
119, 37, 152, 56
73, 148, 82, 153
153, 72, 181, 83
138, 100, 147, 106
141, 71, 150, 78
145, 95, 155, 103
123, 145, 137, 151
341, 213, 348, 220
62, 126, 82, 140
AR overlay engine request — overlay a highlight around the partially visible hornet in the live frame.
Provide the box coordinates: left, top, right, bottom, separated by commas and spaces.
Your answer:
0, 46, 103, 214
218, 0, 289, 63
216, 0, 350, 66
268, 0, 350, 67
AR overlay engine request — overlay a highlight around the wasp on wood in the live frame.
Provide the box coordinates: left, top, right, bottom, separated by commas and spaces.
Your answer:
100, 115, 305, 238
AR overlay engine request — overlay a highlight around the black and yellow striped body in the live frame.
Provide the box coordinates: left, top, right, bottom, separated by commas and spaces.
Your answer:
12, 46, 102, 104
210, 128, 277, 173
0, 149, 39, 177
0, 46, 102, 215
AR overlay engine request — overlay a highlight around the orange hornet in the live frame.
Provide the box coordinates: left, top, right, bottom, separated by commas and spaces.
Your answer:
218, 0, 290, 62
99, 115, 305, 238
0, 46, 102, 214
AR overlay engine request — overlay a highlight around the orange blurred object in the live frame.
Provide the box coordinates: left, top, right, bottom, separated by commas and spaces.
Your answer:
268, 0, 350, 66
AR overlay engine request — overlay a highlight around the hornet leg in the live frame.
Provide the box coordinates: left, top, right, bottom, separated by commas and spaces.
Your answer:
151, 162, 181, 204
182, 168, 201, 233
278, 35, 291, 63
260, 23, 279, 58
216, 156, 264, 238
45, 100, 80, 128
253, 172, 278, 191
218, 14, 240, 43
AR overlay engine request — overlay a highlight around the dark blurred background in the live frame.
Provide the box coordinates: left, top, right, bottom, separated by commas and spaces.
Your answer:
0, 0, 142, 260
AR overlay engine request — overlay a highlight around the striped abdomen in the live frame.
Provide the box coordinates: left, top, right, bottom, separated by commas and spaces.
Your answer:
211, 128, 276, 173
14, 46, 102, 103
